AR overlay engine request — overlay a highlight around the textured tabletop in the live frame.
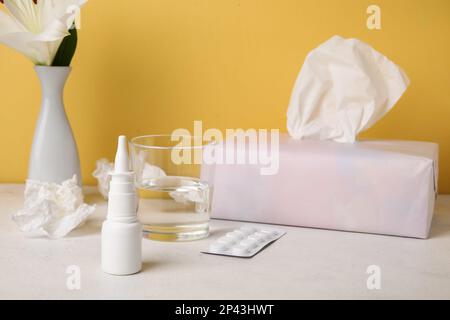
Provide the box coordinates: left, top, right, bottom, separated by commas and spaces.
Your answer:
0, 185, 449, 300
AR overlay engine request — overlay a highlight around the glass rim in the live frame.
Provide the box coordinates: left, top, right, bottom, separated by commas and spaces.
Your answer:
130, 134, 217, 150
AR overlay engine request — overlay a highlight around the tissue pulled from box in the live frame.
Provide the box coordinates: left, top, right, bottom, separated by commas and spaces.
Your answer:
12, 176, 96, 239
287, 35, 410, 143
92, 158, 114, 199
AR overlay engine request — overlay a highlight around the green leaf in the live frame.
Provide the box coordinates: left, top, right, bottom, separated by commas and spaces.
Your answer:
52, 27, 78, 67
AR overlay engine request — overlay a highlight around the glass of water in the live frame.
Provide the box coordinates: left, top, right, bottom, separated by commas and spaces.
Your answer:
130, 135, 214, 241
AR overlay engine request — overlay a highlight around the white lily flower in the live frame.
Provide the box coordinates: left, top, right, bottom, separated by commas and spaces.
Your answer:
0, 0, 86, 65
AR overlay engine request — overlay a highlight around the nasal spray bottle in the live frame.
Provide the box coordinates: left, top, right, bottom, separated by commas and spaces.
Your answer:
102, 136, 142, 275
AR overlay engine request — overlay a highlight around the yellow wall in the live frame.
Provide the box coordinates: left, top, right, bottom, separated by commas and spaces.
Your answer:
1, 0, 449, 192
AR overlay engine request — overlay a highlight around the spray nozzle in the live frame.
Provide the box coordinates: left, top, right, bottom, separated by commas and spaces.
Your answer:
114, 135, 130, 173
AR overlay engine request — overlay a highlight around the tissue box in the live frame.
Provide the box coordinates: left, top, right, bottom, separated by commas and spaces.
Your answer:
204, 135, 438, 239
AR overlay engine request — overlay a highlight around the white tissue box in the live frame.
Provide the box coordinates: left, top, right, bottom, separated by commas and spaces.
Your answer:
205, 135, 438, 239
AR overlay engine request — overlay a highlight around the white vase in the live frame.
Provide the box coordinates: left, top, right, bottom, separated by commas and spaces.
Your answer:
28, 66, 81, 185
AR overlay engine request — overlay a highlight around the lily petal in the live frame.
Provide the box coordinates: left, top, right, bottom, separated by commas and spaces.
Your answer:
38, 0, 87, 29
0, 31, 40, 63
4, 0, 41, 33
29, 12, 73, 65
0, 0, 88, 65
0, 6, 37, 62
0, 9, 25, 35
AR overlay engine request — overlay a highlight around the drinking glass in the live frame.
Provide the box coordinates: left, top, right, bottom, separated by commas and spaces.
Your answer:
130, 135, 214, 241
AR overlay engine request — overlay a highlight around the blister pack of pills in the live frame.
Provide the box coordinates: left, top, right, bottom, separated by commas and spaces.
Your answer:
202, 226, 286, 258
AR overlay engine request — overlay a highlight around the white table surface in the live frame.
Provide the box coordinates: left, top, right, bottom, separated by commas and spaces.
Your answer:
0, 184, 449, 300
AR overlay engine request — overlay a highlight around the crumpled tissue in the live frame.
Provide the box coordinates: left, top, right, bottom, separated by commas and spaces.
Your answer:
93, 156, 166, 198
287, 35, 410, 143
92, 158, 114, 199
93, 157, 204, 206
12, 176, 96, 239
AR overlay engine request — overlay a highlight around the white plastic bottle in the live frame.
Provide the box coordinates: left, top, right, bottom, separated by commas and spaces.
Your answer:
101, 135, 142, 275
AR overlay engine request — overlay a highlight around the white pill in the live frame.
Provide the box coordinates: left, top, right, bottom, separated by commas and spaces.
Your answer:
240, 239, 258, 249
227, 231, 245, 240
224, 233, 238, 241
204, 227, 285, 258
248, 234, 262, 243
255, 232, 271, 241
232, 245, 250, 256
209, 242, 228, 253
218, 237, 237, 246
240, 227, 258, 235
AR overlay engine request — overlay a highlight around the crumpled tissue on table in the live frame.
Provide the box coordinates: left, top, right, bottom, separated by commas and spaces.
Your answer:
12, 176, 96, 239
287, 35, 410, 143
92, 158, 114, 199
